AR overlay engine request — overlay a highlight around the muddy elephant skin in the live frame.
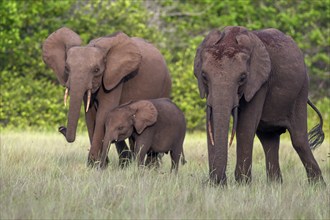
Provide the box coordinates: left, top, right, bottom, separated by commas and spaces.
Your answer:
194, 26, 325, 185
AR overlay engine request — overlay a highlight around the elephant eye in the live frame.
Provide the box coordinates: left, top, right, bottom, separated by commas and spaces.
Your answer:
201, 72, 208, 83
117, 126, 124, 131
65, 65, 70, 73
93, 68, 100, 73
238, 73, 247, 85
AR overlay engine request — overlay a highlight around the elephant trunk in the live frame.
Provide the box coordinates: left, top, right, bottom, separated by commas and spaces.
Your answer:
207, 95, 234, 185
100, 130, 113, 169
63, 86, 85, 143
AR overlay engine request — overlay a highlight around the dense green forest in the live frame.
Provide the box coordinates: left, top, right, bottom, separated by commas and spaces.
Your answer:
1, 0, 329, 131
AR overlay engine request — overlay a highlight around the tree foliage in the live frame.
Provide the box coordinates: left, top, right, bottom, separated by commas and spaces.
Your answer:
1, 0, 329, 132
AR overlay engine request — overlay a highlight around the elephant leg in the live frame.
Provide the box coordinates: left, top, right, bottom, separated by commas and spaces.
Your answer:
84, 97, 99, 167
87, 84, 123, 167
115, 140, 133, 168
85, 105, 105, 166
288, 109, 324, 184
289, 128, 324, 184
128, 136, 135, 152
128, 136, 158, 165
235, 126, 254, 183
134, 131, 154, 167
134, 142, 150, 167
170, 148, 181, 174
256, 131, 282, 183
87, 119, 105, 166
235, 87, 266, 183
145, 151, 161, 168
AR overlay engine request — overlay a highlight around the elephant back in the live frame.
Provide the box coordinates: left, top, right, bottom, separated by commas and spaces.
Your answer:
132, 37, 168, 68
119, 38, 172, 104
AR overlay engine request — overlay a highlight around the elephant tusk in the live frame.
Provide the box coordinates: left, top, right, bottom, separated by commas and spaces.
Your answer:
207, 106, 215, 146
208, 120, 215, 146
229, 106, 238, 147
229, 129, 236, 147
64, 88, 69, 107
86, 90, 91, 112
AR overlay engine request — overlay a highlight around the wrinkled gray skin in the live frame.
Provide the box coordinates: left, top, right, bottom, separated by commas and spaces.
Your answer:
100, 98, 186, 173
42, 28, 171, 166
194, 26, 325, 185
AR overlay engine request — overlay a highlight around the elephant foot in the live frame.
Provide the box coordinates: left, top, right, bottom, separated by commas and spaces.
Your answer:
98, 157, 109, 170
145, 152, 162, 168
308, 175, 326, 188
207, 178, 227, 187
118, 150, 133, 168
87, 155, 96, 168
209, 172, 227, 186
235, 174, 252, 185
235, 168, 252, 185
118, 157, 132, 168
87, 153, 109, 168
267, 173, 283, 184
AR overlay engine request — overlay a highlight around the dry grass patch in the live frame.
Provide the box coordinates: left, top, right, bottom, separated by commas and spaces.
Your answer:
1, 131, 329, 219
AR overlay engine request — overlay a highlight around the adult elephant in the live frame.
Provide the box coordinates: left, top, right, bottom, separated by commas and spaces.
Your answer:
194, 26, 325, 185
42, 27, 171, 166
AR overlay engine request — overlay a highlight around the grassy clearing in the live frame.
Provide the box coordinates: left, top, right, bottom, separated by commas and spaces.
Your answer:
1, 131, 329, 219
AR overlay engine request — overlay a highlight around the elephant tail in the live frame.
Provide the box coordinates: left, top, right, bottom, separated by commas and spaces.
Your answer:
307, 99, 325, 150
181, 152, 187, 165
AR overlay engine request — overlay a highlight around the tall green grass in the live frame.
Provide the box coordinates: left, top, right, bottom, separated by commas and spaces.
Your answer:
1, 131, 329, 219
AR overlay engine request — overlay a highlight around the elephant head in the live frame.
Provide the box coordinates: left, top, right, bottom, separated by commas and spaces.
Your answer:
103, 100, 158, 144
100, 100, 158, 168
194, 26, 271, 184
42, 27, 142, 143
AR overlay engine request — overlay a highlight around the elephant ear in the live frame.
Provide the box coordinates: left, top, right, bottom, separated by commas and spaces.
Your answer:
89, 32, 142, 91
42, 27, 82, 85
130, 100, 158, 134
236, 32, 271, 102
194, 29, 224, 98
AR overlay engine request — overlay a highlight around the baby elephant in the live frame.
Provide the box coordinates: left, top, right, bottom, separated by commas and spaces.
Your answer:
100, 98, 186, 172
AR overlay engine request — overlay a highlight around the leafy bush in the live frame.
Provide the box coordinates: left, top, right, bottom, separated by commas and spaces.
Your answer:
158, 0, 329, 130
1, 0, 329, 132
0, 0, 159, 131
